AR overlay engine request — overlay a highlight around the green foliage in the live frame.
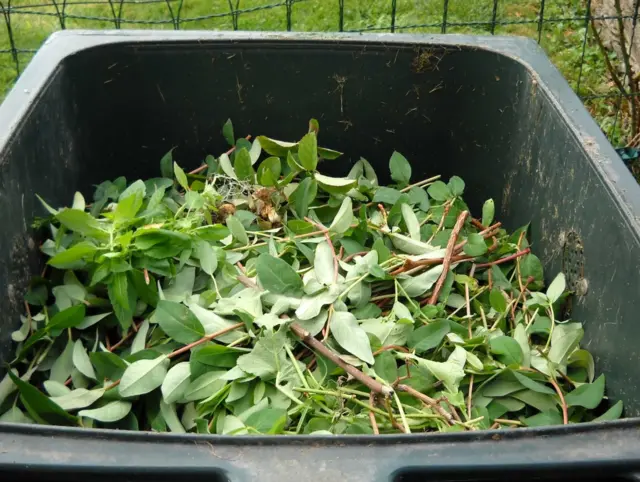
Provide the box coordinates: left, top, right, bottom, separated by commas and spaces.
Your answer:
4, 118, 614, 435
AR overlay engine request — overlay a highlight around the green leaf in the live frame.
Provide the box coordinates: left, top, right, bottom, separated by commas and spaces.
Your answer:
90, 352, 128, 381
372, 238, 391, 263
415, 346, 466, 393
173, 162, 189, 191
245, 407, 287, 434
50, 338, 75, 383
489, 289, 508, 313
388, 232, 440, 255
546, 272, 566, 304
330, 312, 374, 365
513, 324, 531, 368
372, 186, 403, 205
218, 152, 236, 179
226, 215, 249, 245
108, 272, 133, 330
131, 319, 150, 354
329, 197, 353, 234
257, 157, 281, 186
568, 349, 595, 383
79, 401, 132, 423
155, 300, 205, 344
119, 356, 169, 398
521, 409, 563, 427
234, 148, 254, 181
389, 151, 411, 185
222, 119, 235, 146
256, 136, 297, 157
520, 254, 544, 287
448, 176, 465, 196
158, 400, 185, 433
256, 253, 303, 295
48, 242, 97, 269
50, 388, 105, 411
8, 371, 76, 425
0, 407, 32, 424
399, 265, 444, 297
401, 204, 420, 241
314, 173, 357, 195
490, 336, 523, 366
47, 304, 86, 334
510, 389, 558, 412
298, 132, 318, 171
408, 320, 450, 353
196, 240, 218, 276
374, 351, 398, 383
565, 375, 605, 409
196, 225, 230, 242
37, 194, 59, 215
184, 371, 226, 401
491, 265, 512, 290
594, 400, 623, 422
56, 209, 108, 240
427, 181, 451, 202
408, 187, 430, 211
512, 371, 555, 395
548, 322, 584, 366
314, 241, 335, 286
161, 362, 191, 404
72, 340, 96, 380
290, 177, 317, 218
114, 190, 144, 225
482, 199, 495, 227
463, 233, 488, 257
160, 149, 174, 178
237, 329, 288, 378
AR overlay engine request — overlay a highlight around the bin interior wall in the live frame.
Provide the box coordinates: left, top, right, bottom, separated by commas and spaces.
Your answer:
0, 40, 637, 416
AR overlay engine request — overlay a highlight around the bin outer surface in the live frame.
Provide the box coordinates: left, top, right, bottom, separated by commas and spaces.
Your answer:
0, 31, 640, 481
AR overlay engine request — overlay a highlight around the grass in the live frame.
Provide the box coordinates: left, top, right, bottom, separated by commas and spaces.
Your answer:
0, 0, 630, 145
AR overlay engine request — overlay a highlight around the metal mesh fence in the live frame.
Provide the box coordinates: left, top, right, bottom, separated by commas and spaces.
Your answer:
0, 0, 639, 146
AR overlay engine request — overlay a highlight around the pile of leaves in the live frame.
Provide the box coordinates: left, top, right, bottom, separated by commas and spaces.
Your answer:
0, 119, 622, 435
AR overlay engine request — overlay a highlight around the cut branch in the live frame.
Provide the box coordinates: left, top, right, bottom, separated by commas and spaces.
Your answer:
396, 384, 452, 425
290, 323, 393, 397
474, 248, 531, 269
425, 210, 469, 305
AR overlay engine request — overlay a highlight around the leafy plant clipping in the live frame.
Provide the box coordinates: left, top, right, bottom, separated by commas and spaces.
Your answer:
0, 119, 619, 434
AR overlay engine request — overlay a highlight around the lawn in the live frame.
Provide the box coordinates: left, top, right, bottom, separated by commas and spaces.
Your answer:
0, 0, 627, 144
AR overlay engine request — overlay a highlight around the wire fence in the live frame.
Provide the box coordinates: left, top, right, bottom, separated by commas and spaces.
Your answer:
0, 0, 639, 146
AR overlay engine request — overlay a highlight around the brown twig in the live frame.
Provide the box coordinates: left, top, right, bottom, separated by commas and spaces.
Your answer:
343, 251, 368, 263
143, 268, 150, 285
549, 376, 569, 425
373, 345, 411, 356
465, 282, 472, 338
474, 248, 531, 269
189, 134, 252, 175
519, 366, 568, 425
467, 375, 474, 420
369, 393, 380, 435
453, 222, 502, 254
168, 322, 244, 359
425, 210, 469, 305
396, 384, 452, 425
470, 218, 487, 230
109, 322, 142, 353
290, 323, 393, 397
